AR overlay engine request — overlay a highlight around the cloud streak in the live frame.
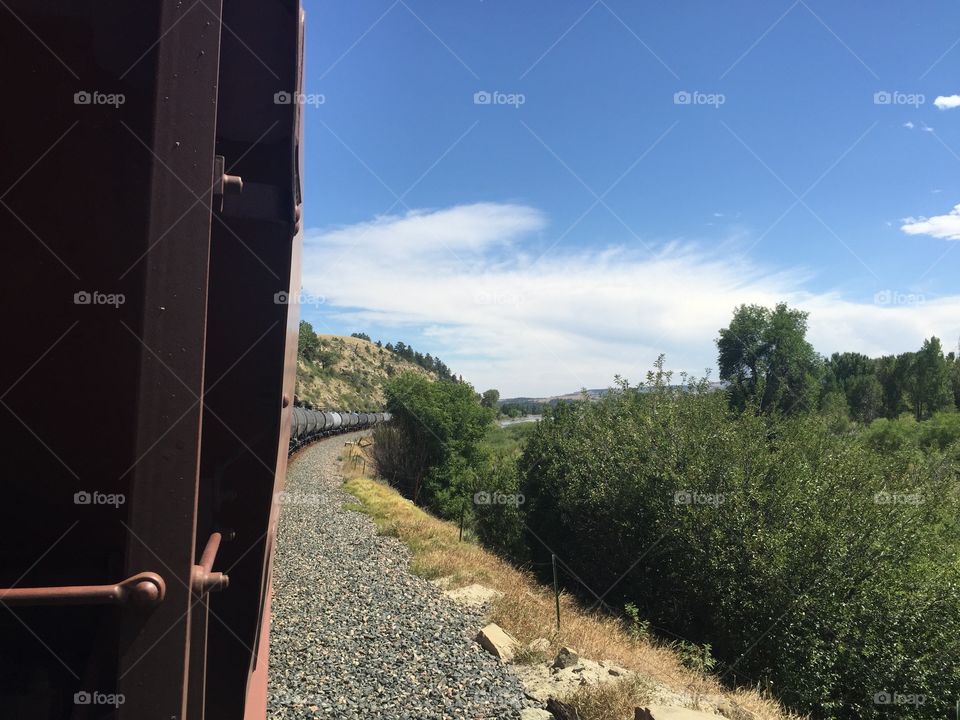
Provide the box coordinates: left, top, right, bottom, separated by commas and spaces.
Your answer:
902, 203, 960, 241
934, 94, 960, 110
302, 203, 960, 396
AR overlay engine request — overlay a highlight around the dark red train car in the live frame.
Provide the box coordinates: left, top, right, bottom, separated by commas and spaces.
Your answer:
0, 1, 304, 717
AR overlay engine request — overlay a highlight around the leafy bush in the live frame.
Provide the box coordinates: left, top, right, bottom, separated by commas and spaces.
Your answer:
374, 373, 493, 515
470, 423, 536, 558
514, 359, 960, 719
623, 602, 650, 643
860, 410, 960, 460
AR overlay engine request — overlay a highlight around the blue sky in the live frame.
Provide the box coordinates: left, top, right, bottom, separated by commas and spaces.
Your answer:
296, 1, 960, 396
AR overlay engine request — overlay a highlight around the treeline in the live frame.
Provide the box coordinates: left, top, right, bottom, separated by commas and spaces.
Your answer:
821, 340, 958, 422
497, 364, 960, 719
718, 302, 959, 423
373, 303, 960, 720
298, 323, 458, 381
349, 332, 457, 381
383, 340, 456, 381
499, 400, 549, 417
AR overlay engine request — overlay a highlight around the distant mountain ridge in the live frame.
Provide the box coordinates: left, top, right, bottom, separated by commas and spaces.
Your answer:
501, 382, 727, 408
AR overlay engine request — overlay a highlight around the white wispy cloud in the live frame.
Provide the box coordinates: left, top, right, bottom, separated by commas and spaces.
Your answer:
934, 94, 960, 110
903, 121, 915, 129
314, 203, 546, 259
902, 203, 960, 240
302, 203, 960, 396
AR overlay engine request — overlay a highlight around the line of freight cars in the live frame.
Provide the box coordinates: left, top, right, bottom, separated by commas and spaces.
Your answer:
289, 406, 390, 451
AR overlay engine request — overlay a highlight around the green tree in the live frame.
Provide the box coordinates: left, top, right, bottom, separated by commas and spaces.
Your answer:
823, 352, 882, 423
909, 337, 952, 419
373, 373, 493, 512
876, 354, 910, 418
480, 388, 500, 410
298, 320, 321, 363
950, 351, 960, 409
717, 303, 821, 414
845, 372, 883, 423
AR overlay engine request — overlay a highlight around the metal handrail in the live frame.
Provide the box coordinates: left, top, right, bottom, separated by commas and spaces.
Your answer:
0, 571, 166, 607
192, 532, 229, 594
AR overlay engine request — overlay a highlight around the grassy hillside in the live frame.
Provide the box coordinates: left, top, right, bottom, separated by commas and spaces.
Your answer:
295, 331, 437, 410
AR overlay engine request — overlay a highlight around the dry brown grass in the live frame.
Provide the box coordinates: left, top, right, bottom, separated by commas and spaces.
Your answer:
341, 469, 803, 720
297, 334, 438, 408
565, 678, 656, 720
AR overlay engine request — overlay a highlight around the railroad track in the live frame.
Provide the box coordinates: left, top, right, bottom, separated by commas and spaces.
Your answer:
268, 435, 528, 720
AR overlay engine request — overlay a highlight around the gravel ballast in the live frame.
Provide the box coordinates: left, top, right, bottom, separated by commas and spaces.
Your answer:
268, 433, 526, 719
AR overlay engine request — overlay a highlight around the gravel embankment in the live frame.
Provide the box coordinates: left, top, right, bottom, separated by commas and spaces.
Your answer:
268, 433, 526, 720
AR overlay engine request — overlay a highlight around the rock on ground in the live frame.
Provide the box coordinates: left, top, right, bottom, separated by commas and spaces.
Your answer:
267, 434, 528, 719
443, 583, 504, 609
476, 623, 520, 662
519, 710, 554, 720
641, 706, 725, 719
514, 657, 632, 704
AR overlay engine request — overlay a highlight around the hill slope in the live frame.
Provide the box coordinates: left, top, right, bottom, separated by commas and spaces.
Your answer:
296, 333, 437, 410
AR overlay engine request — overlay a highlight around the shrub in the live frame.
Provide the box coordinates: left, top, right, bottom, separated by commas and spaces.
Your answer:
515, 361, 960, 719
374, 373, 493, 515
